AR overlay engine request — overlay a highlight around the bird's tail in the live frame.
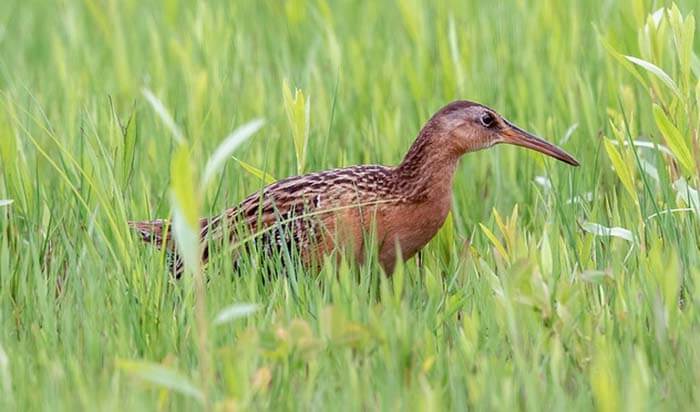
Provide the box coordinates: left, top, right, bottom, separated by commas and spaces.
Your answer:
128, 217, 213, 277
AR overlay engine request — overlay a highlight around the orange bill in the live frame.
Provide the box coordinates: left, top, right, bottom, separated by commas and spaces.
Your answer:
500, 121, 580, 166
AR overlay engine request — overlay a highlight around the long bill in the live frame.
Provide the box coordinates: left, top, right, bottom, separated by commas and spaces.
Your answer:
500, 122, 580, 166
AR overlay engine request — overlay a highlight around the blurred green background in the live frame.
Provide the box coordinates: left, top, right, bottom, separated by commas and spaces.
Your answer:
1, 0, 700, 410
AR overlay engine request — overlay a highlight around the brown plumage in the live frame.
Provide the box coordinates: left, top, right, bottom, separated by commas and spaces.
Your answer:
130, 100, 579, 277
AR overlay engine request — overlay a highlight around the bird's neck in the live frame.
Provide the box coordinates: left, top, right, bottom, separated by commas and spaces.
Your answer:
393, 132, 461, 202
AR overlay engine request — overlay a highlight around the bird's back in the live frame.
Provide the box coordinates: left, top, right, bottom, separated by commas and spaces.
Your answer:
208, 164, 403, 266
132, 164, 405, 275
235, 164, 399, 225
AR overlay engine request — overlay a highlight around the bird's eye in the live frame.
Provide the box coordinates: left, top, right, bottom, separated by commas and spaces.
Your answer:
480, 112, 496, 128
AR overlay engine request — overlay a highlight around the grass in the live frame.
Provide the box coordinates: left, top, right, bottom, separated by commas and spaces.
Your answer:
1, 0, 700, 410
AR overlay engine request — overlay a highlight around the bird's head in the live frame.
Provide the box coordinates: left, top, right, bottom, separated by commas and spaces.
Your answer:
425, 100, 579, 166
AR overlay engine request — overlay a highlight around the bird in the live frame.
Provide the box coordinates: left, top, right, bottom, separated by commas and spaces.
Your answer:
129, 100, 579, 277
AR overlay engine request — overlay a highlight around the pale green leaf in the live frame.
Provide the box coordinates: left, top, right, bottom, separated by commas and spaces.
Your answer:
672, 178, 700, 213
392, 241, 404, 299
0, 343, 8, 368
603, 138, 636, 200
171, 207, 200, 275
142, 88, 184, 144
170, 146, 201, 273
625, 56, 680, 96
479, 258, 504, 298
435, 210, 455, 253
116, 359, 204, 403
540, 230, 553, 277
282, 80, 310, 174
692, 54, 700, 78
479, 223, 509, 262
651, 8, 665, 26
639, 159, 659, 183
170, 146, 199, 227
653, 105, 695, 174
201, 118, 265, 187
599, 38, 648, 88
534, 176, 552, 190
213, 303, 259, 326
560, 123, 578, 145
492, 208, 507, 239
681, 15, 695, 78
667, 5, 694, 80
608, 139, 674, 157
0, 200, 12, 207
581, 222, 634, 242
0, 342, 11, 405
448, 17, 464, 91
579, 270, 612, 283
565, 192, 593, 205
590, 338, 619, 412
233, 157, 277, 184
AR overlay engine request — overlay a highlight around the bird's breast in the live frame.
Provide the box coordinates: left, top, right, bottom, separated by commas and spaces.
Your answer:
379, 193, 452, 261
